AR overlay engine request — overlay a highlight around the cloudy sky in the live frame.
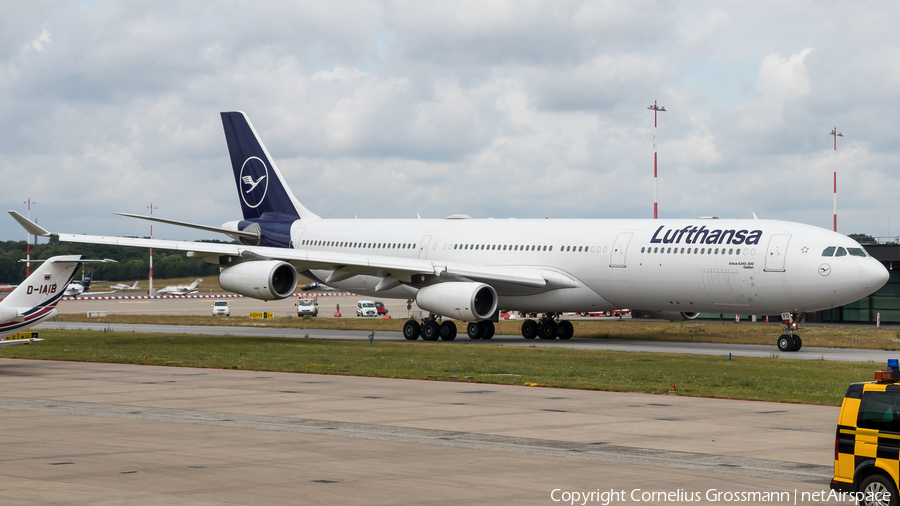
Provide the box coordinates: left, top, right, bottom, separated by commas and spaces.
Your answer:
2, 1, 899, 243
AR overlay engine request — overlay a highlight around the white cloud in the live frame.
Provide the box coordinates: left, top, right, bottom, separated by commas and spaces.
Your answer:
23, 27, 50, 52
1, 1, 900, 243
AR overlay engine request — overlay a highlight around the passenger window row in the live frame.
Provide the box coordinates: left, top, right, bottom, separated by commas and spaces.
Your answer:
822, 246, 867, 257
640, 246, 755, 256
301, 240, 417, 249
301, 240, 601, 254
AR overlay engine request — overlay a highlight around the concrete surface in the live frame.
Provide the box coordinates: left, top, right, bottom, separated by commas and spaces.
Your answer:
0, 359, 843, 505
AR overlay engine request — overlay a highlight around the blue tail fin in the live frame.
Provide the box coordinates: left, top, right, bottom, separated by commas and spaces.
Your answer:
220, 112, 320, 221
81, 270, 92, 290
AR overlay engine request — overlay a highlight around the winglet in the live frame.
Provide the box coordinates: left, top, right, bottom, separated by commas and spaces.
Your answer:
8, 211, 54, 237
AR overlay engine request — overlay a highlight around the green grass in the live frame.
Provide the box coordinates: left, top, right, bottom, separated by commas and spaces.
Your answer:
0, 330, 881, 406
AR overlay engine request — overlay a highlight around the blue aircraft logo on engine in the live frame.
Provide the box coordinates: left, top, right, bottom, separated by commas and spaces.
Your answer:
239, 156, 269, 209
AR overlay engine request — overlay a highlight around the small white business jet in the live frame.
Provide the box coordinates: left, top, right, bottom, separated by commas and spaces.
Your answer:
109, 280, 140, 291
8, 112, 889, 351
156, 279, 202, 296
0, 256, 116, 346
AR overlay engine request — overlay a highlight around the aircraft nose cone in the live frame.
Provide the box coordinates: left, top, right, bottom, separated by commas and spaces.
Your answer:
861, 259, 890, 291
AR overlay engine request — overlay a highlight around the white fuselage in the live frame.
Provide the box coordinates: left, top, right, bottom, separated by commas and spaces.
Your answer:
296, 218, 888, 315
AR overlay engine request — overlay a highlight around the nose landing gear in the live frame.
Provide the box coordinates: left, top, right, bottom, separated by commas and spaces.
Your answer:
776, 312, 802, 352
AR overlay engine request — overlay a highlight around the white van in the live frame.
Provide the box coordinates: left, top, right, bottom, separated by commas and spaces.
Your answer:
211, 300, 230, 316
356, 300, 377, 317
297, 297, 318, 317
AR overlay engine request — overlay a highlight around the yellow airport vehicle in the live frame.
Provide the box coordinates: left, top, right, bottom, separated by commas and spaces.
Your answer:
832, 359, 900, 506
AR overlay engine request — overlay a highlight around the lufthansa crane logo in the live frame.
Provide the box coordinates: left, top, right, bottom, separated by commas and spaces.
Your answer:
818, 263, 832, 276
239, 156, 269, 209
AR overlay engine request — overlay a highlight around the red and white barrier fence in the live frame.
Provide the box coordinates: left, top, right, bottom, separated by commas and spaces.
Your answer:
295, 292, 356, 297
63, 292, 355, 301
63, 294, 245, 301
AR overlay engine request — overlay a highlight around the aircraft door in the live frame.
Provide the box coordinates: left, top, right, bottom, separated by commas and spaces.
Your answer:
764, 234, 791, 272
609, 233, 632, 268
419, 235, 432, 259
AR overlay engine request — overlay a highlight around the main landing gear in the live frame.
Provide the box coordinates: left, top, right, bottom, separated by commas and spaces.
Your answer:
403, 314, 458, 342
402, 315, 497, 341
466, 320, 495, 340
775, 312, 802, 352
520, 314, 574, 340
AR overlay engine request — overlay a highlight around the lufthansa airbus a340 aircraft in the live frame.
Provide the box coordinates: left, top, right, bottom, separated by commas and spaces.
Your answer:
9, 112, 889, 351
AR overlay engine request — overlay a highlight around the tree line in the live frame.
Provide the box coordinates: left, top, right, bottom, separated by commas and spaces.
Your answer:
0, 239, 226, 283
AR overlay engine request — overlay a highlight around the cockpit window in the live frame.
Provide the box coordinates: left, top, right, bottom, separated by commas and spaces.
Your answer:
835, 247, 848, 257
822, 247, 836, 256
848, 248, 868, 257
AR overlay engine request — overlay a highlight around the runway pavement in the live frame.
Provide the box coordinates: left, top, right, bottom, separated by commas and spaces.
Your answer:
0, 359, 841, 505
37, 319, 900, 363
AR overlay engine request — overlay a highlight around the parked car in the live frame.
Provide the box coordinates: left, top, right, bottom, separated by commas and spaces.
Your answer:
297, 297, 318, 317
375, 301, 388, 315
579, 310, 630, 317
211, 300, 230, 316
357, 300, 377, 317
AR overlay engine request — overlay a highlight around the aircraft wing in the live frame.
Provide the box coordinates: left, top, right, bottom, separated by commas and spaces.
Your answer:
55, 233, 571, 289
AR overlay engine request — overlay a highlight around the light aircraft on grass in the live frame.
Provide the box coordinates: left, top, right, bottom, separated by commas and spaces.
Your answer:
156, 279, 202, 296
8, 112, 890, 351
109, 280, 140, 291
1, 256, 116, 346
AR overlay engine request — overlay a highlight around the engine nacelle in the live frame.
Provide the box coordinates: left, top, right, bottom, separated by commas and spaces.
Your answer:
631, 310, 700, 321
415, 282, 498, 322
218, 261, 298, 300
0, 306, 21, 324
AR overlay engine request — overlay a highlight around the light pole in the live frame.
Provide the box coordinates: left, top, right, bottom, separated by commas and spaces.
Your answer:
22, 198, 36, 276
829, 128, 843, 232
648, 102, 666, 219
148, 204, 157, 295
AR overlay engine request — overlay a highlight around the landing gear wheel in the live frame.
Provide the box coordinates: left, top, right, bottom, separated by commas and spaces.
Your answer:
859, 474, 899, 506
480, 321, 494, 340
439, 321, 457, 341
403, 320, 420, 340
557, 320, 574, 340
467, 322, 484, 340
776, 334, 795, 352
605, 311, 612, 317
539, 321, 558, 340
521, 319, 538, 339
421, 321, 440, 341
791, 335, 802, 352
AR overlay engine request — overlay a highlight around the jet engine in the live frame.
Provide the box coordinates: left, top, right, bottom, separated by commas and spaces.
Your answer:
631, 310, 700, 321
0, 306, 21, 323
218, 260, 298, 300
415, 282, 498, 322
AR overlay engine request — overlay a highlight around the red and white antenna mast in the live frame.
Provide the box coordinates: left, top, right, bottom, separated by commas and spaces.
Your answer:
22, 198, 36, 276
829, 128, 843, 232
648, 101, 666, 219
148, 203, 157, 295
